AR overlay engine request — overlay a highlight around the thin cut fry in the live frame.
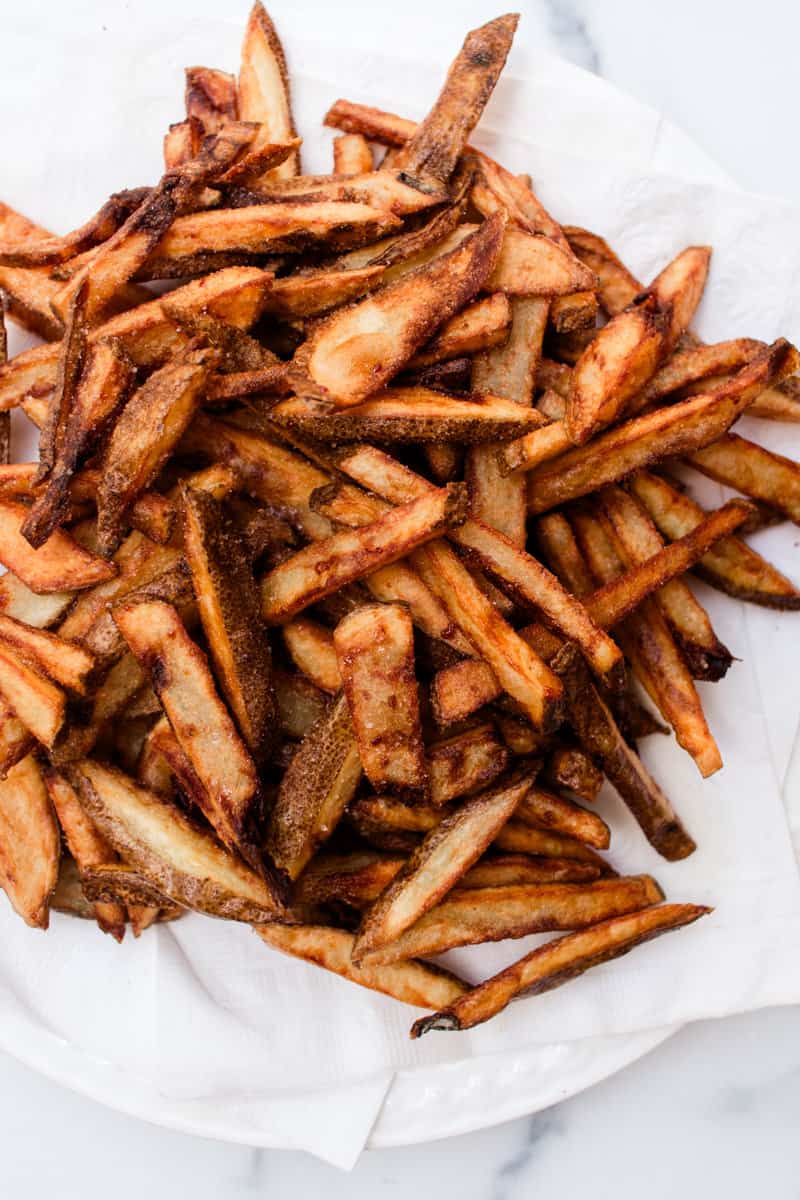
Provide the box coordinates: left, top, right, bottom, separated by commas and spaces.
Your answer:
237, 2, 300, 181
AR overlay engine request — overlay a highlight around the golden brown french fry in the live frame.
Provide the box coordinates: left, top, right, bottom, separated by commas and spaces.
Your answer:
112, 599, 268, 872
260, 483, 467, 623
333, 606, 425, 795
0, 641, 66, 746
237, 2, 300, 181
649, 246, 711, 353
0, 572, 74, 630
362, 875, 664, 965
256, 922, 467, 1008
97, 341, 219, 553
292, 850, 406, 910
287, 213, 505, 407
514, 785, 610, 850
273, 388, 546, 445
282, 618, 341, 694
563, 227, 641, 316
527, 340, 798, 512
50, 853, 98, 921
630, 470, 800, 609
247, 168, 449, 215
0, 614, 95, 693
0, 754, 59, 927
323, 99, 415, 145
44, 767, 126, 941
163, 121, 193, 170
36, 277, 90, 481
687, 433, 800, 526
182, 486, 276, 762
543, 747, 603, 803
332, 133, 373, 175
427, 723, 509, 806
461, 854, 603, 887
748, 375, 800, 421
407, 293, 511, 368
571, 506, 721, 778
273, 669, 330, 739
468, 296, 549, 547
410, 903, 710, 1035
260, 266, 385, 318
0, 189, 150, 269
266, 693, 362, 879
0, 202, 65, 339
69, 758, 285, 920
487, 228, 596, 297
635, 339, 764, 408
550, 290, 598, 332
387, 14, 518, 181
599, 485, 732, 681
51, 651, 146, 763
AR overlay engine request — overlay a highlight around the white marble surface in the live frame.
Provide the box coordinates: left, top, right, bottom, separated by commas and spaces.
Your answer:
2, 0, 800, 1190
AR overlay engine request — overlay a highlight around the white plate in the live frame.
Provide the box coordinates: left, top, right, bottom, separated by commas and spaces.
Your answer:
0, 12, 774, 1156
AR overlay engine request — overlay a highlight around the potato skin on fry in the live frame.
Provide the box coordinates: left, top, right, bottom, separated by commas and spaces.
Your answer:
334, 604, 427, 794
0, 754, 59, 928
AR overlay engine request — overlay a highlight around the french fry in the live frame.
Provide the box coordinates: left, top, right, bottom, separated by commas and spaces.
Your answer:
362, 876, 664, 965
332, 134, 373, 175
407, 293, 511, 368
246, 168, 449, 215
36, 277, 90, 481
487, 228, 596, 297
515, 784, 610, 850
411, 903, 710, 1035
0, 189, 150, 269
0, 309, 8, 466
387, 14, 518, 181
527, 340, 798, 512
97, 341, 219, 553
260, 483, 467, 622
635, 339, 764, 408
599, 484, 732, 681
0, 754, 59, 927
51, 651, 146, 763
44, 767, 126, 941
648, 246, 711, 353
630, 470, 800, 609
427, 723, 509, 806
352, 771, 535, 961
283, 618, 341, 694
0, 641, 66, 746
460, 854, 603, 887
182, 486, 276, 761
273, 669, 330, 739
50, 854, 98, 921
112, 599, 268, 873
543, 747, 603, 803
748, 375, 800, 422
266, 693, 362, 879
0, 571, 74, 629
0, 202, 65, 339
468, 296, 549, 547
687, 433, 800, 526
287, 213, 505, 407
563, 227, 641, 316
334, 604, 426, 793
0, 614, 95, 693
293, 850, 406, 909
260, 266, 385, 318
69, 759, 285, 920
237, 1, 300, 182
256, 923, 467, 1008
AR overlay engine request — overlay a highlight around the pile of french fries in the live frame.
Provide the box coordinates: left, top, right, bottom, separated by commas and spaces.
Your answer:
0, 7, 797, 1039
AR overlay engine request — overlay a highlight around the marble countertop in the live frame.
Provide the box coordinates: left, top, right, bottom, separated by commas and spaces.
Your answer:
3, 0, 800, 1192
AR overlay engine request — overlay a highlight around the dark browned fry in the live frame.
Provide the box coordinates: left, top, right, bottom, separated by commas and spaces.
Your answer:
334, 604, 427, 793
427, 723, 509, 806
544, 747, 603, 803
411, 903, 710, 1035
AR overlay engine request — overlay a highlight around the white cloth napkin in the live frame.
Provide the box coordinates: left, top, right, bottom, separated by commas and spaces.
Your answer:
2, 11, 800, 1169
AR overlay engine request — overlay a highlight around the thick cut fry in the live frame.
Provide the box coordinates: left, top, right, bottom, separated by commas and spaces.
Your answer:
461, 854, 603, 887
636, 339, 764, 408
527, 340, 798, 512
749, 375, 800, 422
44, 768, 126, 941
363, 876, 663, 965
571, 507, 721, 778
388, 14, 518, 181
566, 296, 667, 444
0, 755, 59, 927
144, 202, 400, 278
274, 669, 330, 739
237, 2, 300, 181
468, 296, 549, 547
51, 651, 146, 763
544, 747, 603, 803
266, 693, 362, 879
487, 229, 596, 297
332, 134, 373, 175
97, 341, 218, 553
260, 484, 467, 622
599, 485, 732, 681
282, 618, 341, 693
563, 227, 641, 316
0, 572, 74, 629
515, 785, 609, 850
182, 486, 276, 762
256, 923, 467, 1008
293, 850, 406, 909
260, 266, 385, 318
113, 600, 266, 872
411, 903, 710, 1035
0, 202, 65, 339
288, 213, 505, 406
272, 388, 546, 445
427, 723, 508, 806
630, 471, 800, 609
649, 246, 711, 353
687, 434, 800, 526
408, 293, 511, 367
0, 641, 66, 746
334, 604, 425, 793
69, 759, 285, 920
0, 614, 95, 693
352, 772, 534, 961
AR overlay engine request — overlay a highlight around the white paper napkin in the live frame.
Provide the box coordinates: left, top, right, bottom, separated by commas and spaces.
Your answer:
2, 11, 800, 1168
